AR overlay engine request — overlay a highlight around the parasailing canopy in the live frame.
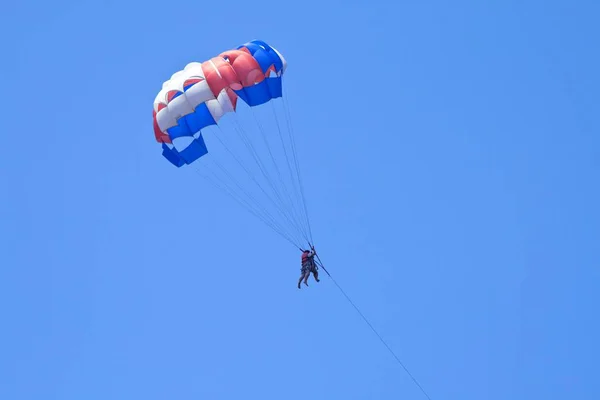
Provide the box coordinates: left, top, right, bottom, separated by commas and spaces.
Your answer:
152, 40, 312, 250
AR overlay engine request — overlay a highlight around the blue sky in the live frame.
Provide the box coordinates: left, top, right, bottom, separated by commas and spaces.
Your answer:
2, 0, 599, 399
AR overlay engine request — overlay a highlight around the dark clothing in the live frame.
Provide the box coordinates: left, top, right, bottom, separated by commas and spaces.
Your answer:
301, 253, 317, 271
301, 261, 317, 275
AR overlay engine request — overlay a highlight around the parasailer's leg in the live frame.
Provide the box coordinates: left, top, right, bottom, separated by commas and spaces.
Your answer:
298, 266, 309, 289
312, 268, 320, 283
302, 267, 311, 286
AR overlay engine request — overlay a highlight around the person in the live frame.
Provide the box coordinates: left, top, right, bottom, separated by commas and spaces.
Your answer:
298, 247, 319, 289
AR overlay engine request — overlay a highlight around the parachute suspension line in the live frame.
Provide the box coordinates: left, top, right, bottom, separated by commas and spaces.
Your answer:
314, 254, 433, 400
279, 101, 313, 248
194, 165, 302, 249
211, 124, 306, 246
280, 90, 314, 245
224, 119, 306, 246
191, 165, 303, 249
228, 115, 295, 227
197, 164, 291, 245
213, 122, 294, 233
247, 107, 311, 244
282, 97, 313, 246
208, 158, 301, 245
229, 114, 309, 244
269, 100, 312, 244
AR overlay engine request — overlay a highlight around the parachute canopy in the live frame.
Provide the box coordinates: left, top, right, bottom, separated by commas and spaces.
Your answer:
152, 40, 288, 167
151, 39, 313, 250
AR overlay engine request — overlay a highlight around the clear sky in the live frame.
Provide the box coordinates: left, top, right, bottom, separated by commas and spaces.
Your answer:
2, 0, 599, 399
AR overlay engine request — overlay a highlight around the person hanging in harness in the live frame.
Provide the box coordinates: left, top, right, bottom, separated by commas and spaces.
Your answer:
298, 247, 319, 289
